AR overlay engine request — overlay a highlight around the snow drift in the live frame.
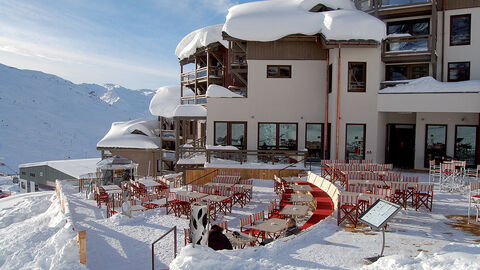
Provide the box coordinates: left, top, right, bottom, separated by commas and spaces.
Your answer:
175, 24, 228, 61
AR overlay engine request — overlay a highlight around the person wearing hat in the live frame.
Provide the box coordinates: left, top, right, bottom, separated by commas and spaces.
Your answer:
208, 225, 233, 251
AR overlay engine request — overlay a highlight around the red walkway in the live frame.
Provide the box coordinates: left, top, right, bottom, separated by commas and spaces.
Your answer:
300, 183, 334, 230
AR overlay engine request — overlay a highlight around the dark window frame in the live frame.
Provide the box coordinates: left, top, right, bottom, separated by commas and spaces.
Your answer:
450, 14, 471, 46
328, 64, 333, 93
454, 125, 478, 167
424, 124, 448, 167
385, 63, 429, 81
387, 18, 430, 36
266, 65, 292, 78
348, 62, 367, 92
345, 123, 366, 161
448, 61, 470, 82
214, 121, 248, 150
257, 122, 298, 150
305, 123, 331, 159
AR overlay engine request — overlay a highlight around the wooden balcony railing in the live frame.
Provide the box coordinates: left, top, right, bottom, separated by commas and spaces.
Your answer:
180, 66, 223, 84
180, 95, 207, 105
355, 0, 432, 11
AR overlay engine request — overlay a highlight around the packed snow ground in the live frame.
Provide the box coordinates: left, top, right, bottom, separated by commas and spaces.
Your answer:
1, 173, 480, 269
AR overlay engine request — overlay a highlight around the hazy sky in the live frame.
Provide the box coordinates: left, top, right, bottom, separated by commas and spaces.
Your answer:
0, 0, 253, 90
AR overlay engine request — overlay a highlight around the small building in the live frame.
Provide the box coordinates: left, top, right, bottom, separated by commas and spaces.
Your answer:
18, 158, 100, 189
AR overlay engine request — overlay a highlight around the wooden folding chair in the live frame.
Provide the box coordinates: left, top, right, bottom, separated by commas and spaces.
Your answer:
468, 182, 480, 223
240, 216, 252, 233
231, 186, 246, 207
390, 182, 408, 209
414, 183, 434, 211
337, 193, 359, 227
251, 211, 265, 225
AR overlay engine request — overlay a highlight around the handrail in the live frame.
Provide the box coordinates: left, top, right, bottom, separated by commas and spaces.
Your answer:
151, 226, 177, 270
185, 169, 218, 190
277, 155, 311, 179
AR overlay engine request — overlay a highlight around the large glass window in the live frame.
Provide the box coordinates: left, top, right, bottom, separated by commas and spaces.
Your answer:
214, 122, 247, 149
425, 125, 447, 167
258, 123, 297, 150
267, 65, 291, 78
306, 123, 331, 160
448, 62, 470, 82
386, 64, 429, 81
348, 62, 366, 92
455, 125, 477, 167
450, 14, 471, 46
345, 124, 366, 161
387, 19, 430, 52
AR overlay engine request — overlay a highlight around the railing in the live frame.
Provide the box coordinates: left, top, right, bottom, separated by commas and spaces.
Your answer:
151, 226, 177, 270
180, 95, 207, 105
185, 169, 218, 190
355, 0, 431, 11
278, 156, 311, 179
178, 145, 206, 160
383, 35, 432, 56
181, 66, 223, 83
162, 130, 175, 140
206, 149, 308, 167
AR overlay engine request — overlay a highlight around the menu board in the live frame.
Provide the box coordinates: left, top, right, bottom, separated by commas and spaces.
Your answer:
358, 199, 401, 229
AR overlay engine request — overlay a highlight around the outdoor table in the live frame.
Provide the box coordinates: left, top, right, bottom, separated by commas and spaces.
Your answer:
250, 218, 287, 241
291, 184, 313, 193
201, 194, 230, 220
225, 231, 256, 249
283, 176, 306, 184
290, 193, 314, 205
176, 190, 209, 201
279, 205, 309, 219
101, 185, 122, 191
205, 182, 235, 188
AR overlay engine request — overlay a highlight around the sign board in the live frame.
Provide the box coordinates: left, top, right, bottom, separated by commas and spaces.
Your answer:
358, 199, 401, 230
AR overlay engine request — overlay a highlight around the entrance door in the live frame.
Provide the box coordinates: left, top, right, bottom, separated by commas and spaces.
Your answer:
387, 124, 415, 169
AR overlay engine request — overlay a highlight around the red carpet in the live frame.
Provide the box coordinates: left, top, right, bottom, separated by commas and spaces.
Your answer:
300, 183, 334, 230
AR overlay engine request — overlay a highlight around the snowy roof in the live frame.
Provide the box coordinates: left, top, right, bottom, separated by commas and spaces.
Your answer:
149, 85, 194, 118
18, 158, 100, 179
223, 0, 385, 42
97, 118, 160, 149
173, 104, 207, 118
206, 145, 239, 150
175, 24, 229, 61
379, 77, 480, 94
206, 84, 244, 98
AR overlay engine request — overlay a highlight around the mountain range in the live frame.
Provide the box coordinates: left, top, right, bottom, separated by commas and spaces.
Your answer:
0, 63, 156, 173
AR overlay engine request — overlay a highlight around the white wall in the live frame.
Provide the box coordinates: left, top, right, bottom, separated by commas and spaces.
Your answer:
437, 7, 480, 81
207, 59, 327, 150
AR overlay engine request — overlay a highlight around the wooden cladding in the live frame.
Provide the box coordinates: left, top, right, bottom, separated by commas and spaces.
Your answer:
247, 40, 328, 60
438, 0, 480, 10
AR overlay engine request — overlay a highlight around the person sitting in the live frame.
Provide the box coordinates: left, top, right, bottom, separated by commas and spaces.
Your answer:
208, 225, 233, 251
260, 218, 300, 245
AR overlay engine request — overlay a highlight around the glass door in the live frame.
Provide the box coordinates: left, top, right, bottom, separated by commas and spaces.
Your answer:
455, 125, 477, 167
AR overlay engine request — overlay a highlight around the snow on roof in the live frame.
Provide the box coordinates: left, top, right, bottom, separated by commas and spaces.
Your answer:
175, 24, 229, 61
206, 84, 244, 98
149, 85, 194, 118
18, 158, 100, 179
223, 0, 385, 42
379, 77, 480, 94
173, 104, 207, 118
206, 145, 239, 150
97, 118, 160, 149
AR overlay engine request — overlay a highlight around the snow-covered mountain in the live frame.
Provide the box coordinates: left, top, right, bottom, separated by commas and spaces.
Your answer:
0, 63, 155, 172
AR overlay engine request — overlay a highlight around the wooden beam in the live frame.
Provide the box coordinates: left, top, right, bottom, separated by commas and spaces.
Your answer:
231, 70, 248, 86
206, 52, 210, 87
210, 51, 224, 67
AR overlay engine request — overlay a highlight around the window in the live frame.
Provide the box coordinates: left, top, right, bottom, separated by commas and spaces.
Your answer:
39, 172, 43, 177
387, 19, 430, 52
455, 125, 477, 167
30, 173, 35, 177
306, 123, 331, 160
448, 62, 470, 82
348, 62, 366, 92
328, 64, 332, 93
424, 125, 447, 167
267, 65, 291, 78
345, 124, 366, 161
214, 122, 247, 149
258, 123, 297, 150
450, 14, 471, 46
21, 171, 26, 175
386, 64, 429, 81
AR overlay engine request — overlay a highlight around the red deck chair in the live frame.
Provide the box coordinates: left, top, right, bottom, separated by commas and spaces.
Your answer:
390, 182, 408, 209
231, 186, 246, 207
240, 216, 252, 233
414, 184, 434, 211
468, 182, 480, 223
252, 211, 265, 225
337, 193, 359, 227
95, 186, 109, 208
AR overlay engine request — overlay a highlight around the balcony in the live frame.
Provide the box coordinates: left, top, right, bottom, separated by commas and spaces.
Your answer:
382, 35, 435, 63
180, 95, 207, 105
181, 66, 223, 86
355, 0, 433, 19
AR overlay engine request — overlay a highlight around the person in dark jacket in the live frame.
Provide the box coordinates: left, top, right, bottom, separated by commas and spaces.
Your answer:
260, 218, 300, 245
208, 225, 233, 251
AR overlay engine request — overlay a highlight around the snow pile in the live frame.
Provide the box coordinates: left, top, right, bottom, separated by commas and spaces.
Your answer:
223, 0, 386, 42
149, 85, 194, 118
173, 104, 207, 118
364, 243, 480, 270
0, 192, 84, 270
380, 77, 480, 94
175, 24, 228, 60
206, 145, 239, 150
97, 118, 160, 149
206, 84, 244, 98
18, 158, 100, 179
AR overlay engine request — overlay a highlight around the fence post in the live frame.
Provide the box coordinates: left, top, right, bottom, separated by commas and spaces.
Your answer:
78, 230, 86, 265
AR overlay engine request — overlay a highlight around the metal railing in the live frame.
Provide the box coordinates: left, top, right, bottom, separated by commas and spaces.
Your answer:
206, 149, 308, 167
151, 226, 177, 270
355, 0, 431, 11
185, 169, 218, 190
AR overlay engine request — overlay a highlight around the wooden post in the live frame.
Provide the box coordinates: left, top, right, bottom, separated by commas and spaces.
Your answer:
78, 230, 86, 265
175, 118, 180, 162
194, 58, 198, 104
180, 64, 184, 103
